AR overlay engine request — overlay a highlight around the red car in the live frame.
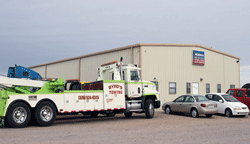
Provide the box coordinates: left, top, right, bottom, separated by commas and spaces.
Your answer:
226, 88, 250, 109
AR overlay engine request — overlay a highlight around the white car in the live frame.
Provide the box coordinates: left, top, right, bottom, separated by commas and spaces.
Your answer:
205, 93, 249, 117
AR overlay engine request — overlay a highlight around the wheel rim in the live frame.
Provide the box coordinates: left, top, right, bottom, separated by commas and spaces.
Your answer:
165, 107, 170, 114
149, 103, 154, 116
13, 107, 27, 124
40, 106, 53, 122
192, 110, 197, 117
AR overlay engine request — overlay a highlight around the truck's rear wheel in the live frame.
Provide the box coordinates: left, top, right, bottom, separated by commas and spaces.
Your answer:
90, 113, 98, 118
145, 99, 154, 118
7, 102, 31, 128
124, 112, 132, 118
35, 101, 57, 127
106, 113, 116, 117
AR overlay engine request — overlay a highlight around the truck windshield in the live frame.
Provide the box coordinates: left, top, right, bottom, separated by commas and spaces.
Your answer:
130, 70, 140, 81
222, 95, 239, 102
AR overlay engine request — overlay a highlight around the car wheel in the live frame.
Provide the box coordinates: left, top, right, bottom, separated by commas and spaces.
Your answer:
225, 109, 232, 118
35, 101, 57, 127
6, 102, 31, 128
191, 109, 199, 118
165, 106, 172, 114
205, 114, 212, 118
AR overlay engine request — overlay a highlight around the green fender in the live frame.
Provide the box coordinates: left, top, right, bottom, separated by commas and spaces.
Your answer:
143, 93, 159, 100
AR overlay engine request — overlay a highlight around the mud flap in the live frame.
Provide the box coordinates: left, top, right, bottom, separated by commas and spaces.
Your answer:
0, 117, 4, 128
0, 89, 9, 127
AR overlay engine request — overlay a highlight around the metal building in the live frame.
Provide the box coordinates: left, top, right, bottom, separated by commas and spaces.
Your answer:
29, 43, 240, 103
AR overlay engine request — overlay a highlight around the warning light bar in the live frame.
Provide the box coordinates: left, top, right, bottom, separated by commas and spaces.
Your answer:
101, 61, 118, 67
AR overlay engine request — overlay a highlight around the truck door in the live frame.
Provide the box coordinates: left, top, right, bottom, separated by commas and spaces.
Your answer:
103, 82, 126, 110
127, 70, 143, 97
64, 93, 76, 111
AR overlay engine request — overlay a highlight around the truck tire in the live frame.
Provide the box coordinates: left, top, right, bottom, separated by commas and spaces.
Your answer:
145, 99, 154, 118
6, 102, 31, 128
106, 113, 116, 117
35, 101, 57, 127
69, 82, 81, 90
124, 112, 132, 118
90, 113, 98, 118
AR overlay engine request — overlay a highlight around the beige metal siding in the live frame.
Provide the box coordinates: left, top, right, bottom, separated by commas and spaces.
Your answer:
224, 56, 240, 90
30, 66, 46, 78
133, 47, 140, 67
80, 49, 132, 82
47, 59, 79, 81
141, 46, 240, 103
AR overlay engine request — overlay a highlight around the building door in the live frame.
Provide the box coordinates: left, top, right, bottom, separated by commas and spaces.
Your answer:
192, 83, 199, 95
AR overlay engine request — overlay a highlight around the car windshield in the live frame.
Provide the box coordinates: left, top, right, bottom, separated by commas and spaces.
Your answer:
194, 96, 209, 102
221, 95, 239, 102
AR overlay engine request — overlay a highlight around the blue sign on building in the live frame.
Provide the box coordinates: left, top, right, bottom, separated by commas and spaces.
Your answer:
193, 50, 205, 65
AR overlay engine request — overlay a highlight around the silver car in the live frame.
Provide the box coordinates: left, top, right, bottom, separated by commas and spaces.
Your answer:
162, 95, 218, 118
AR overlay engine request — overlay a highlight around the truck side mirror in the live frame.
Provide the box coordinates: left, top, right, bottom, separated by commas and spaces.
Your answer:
120, 57, 123, 62
219, 99, 223, 103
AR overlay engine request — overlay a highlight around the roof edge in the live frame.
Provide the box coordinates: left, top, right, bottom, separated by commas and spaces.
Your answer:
139, 43, 240, 60
28, 43, 240, 68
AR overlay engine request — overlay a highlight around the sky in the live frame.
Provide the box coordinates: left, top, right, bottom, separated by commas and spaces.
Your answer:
0, 1, 250, 85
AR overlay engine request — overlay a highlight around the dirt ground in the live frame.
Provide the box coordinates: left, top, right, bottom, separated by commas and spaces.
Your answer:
1, 110, 250, 144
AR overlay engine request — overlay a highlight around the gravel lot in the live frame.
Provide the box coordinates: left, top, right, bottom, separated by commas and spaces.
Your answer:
1, 110, 250, 144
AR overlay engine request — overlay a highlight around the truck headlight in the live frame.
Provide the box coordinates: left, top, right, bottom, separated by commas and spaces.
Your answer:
234, 106, 241, 110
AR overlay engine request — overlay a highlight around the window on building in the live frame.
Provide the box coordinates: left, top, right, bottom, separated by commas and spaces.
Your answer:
206, 84, 210, 93
217, 84, 221, 93
186, 83, 190, 94
230, 85, 235, 88
169, 82, 176, 94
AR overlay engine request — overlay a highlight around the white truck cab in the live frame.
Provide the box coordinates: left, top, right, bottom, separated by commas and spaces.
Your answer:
97, 59, 160, 115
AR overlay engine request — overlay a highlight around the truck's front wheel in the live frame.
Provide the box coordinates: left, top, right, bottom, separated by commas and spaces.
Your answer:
145, 99, 154, 118
35, 101, 57, 127
6, 102, 31, 128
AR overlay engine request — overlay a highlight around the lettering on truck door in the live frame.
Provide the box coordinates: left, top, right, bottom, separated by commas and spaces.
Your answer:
103, 82, 125, 110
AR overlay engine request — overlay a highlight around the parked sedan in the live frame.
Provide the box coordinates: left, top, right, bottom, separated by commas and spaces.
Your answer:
162, 95, 218, 118
205, 93, 249, 117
